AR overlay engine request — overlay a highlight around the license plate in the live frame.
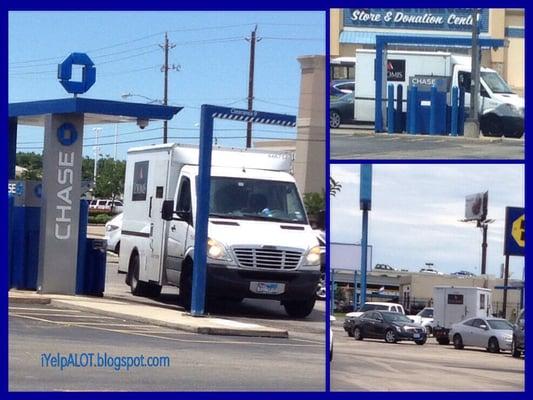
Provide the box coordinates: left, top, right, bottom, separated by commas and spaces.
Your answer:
413, 333, 420, 339
250, 281, 285, 295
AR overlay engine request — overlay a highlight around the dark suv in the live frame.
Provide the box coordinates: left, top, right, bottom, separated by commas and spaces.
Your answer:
512, 309, 525, 358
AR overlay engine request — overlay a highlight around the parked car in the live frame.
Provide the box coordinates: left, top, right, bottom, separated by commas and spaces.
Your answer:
409, 307, 434, 335
451, 270, 476, 277
449, 317, 514, 353
330, 93, 356, 128
419, 267, 443, 275
345, 311, 427, 345
90, 198, 124, 214
330, 79, 355, 97
104, 213, 123, 255
512, 309, 525, 358
374, 263, 397, 271
346, 302, 405, 320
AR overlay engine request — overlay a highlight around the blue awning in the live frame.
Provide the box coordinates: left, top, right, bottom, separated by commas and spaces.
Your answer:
340, 30, 495, 47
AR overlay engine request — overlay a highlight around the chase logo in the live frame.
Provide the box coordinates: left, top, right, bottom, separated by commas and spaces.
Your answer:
34, 183, 42, 198
57, 52, 96, 94
57, 123, 78, 146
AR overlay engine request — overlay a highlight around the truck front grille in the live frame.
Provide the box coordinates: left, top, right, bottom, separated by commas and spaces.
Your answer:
233, 247, 302, 270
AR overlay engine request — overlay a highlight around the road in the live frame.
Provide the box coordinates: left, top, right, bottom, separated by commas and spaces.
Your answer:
9, 302, 324, 391
330, 323, 524, 391
330, 128, 524, 160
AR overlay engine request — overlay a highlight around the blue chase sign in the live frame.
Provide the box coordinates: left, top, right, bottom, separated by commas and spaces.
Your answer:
504, 207, 525, 257
57, 52, 96, 94
343, 9, 489, 33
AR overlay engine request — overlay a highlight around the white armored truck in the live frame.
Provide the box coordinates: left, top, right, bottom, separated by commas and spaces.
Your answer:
118, 144, 321, 317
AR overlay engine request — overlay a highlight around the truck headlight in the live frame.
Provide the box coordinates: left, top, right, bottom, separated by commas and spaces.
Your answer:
207, 238, 233, 263
304, 246, 322, 266
106, 224, 119, 232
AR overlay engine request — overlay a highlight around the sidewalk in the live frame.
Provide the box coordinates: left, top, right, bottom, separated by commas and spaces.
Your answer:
8, 290, 288, 338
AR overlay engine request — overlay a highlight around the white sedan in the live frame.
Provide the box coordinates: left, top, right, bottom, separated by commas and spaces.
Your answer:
449, 317, 514, 353
104, 213, 123, 254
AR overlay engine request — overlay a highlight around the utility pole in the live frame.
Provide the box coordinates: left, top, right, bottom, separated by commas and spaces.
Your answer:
92, 127, 102, 187
465, 8, 481, 138
160, 32, 178, 144
245, 26, 261, 148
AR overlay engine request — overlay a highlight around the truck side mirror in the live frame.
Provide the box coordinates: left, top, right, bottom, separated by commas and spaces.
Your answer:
161, 200, 174, 221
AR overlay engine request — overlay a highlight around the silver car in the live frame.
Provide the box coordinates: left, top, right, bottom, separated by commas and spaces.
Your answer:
104, 213, 122, 254
449, 317, 513, 353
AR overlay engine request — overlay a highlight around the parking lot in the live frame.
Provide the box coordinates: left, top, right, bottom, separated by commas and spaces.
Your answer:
330, 128, 525, 160
330, 323, 524, 391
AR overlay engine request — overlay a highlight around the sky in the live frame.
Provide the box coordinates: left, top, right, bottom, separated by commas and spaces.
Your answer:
330, 163, 525, 279
8, 11, 325, 160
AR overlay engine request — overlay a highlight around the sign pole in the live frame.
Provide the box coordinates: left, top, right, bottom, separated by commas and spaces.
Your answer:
502, 255, 510, 318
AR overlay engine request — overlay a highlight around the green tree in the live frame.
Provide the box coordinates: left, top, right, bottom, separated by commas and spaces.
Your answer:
94, 157, 126, 199
330, 176, 342, 197
16, 152, 42, 179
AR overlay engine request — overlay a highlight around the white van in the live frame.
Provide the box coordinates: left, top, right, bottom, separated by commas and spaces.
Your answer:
432, 286, 492, 344
118, 144, 321, 318
353, 49, 524, 138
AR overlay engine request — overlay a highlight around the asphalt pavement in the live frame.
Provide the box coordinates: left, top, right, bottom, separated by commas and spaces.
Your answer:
330, 128, 524, 160
9, 302, 325, 391
330, 322, 524, 391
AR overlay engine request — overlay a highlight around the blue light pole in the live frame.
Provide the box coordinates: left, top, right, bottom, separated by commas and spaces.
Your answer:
359, 164, 372, 307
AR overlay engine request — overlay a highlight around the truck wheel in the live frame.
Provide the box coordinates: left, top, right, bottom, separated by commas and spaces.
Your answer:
129, 252, 149, 297
511, 338, 521, 358
146, 283, 162, 298
353, 327, 363, 341
384, 329, 397, 344
330, 111, 341, 129
283, 298, 316, 318
487, 337, 500, 353
481, 114, 503, 137
315, 272, 326, 300
453, 334, 464, 349
436, 337, 450, 345
179, 267, 192, 311
415, 338, 426, 345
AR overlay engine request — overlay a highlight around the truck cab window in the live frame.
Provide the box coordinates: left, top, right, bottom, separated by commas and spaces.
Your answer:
177, 178, 191, 212
458, 71, 471, 93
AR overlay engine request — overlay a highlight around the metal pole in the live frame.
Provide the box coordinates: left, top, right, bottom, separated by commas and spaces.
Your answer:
360, 210, 369, 306
92, 127, 101, 185
191, 105, 214, 316
481, 222, 488, 275
113, 124, 118, 160
502, 255, 510, 318
466, 8, 481, 137
163, 32, 169, 144
353, 270, 358, 311
246, 26, 258, 148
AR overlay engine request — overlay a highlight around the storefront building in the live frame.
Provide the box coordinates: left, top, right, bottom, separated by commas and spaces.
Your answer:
330, 8, 524, 94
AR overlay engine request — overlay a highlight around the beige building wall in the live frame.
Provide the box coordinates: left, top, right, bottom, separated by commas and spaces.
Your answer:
293, 55, 325, 195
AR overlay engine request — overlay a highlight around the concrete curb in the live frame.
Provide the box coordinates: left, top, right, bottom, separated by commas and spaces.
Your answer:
9, 291, 288, 339
51, 299, 289, 338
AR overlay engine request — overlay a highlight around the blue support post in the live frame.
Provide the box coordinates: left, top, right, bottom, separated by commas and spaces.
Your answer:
374, 42, 385, 132
408, 86, 418, 134
406, 86, 412, 134
360, 210, 369, 306
395, 85, 403, 133
459, 88, 466, 135
429, 85, 438, 135
451, 86, 459, 136
387, 84, 395, 134
353, 271, 358, 311
191, 105, 214, 316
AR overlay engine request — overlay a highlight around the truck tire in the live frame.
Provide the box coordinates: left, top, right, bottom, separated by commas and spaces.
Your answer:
283, 298, 316, 318
415, 338, 426, 345
128, 252, 150, 297
179, 266, 192, 311
146, 283, 162, 298
436, 337, 450, 345
480, 114, 503, 137
330, 111, 341, 129
315, 272, 326, 300
453, 334, 464, 349
511, 338, 521, 358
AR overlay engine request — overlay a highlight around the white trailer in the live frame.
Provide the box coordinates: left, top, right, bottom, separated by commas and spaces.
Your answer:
353, 49, 524, 137
119, 143, 321, 317
432, 286, 492, 344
